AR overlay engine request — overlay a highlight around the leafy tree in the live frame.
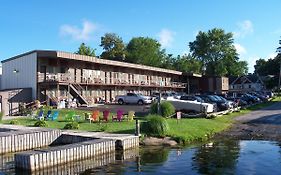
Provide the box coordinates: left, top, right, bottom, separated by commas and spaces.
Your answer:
160, 54, 176, 70
254, 55, 281, 76
254, 54, 281, 89
100, 33, 126, 61
126, 37, 165, 67
189, 28, 247, 76
75, 43, 96, 56
173, 54, 202, 74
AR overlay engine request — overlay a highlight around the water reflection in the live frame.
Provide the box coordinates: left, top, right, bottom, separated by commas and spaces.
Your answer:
0, 153, 14, 174
1, 140, 281, 174
192, 139, 240, 175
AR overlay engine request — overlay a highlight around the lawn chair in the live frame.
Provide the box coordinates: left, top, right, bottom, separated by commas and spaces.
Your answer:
65, 111, 75, 122
45, 110, 52, 120
101, 110, 110, 122
127, 111, 135, 121
48, 111, 59, 121
36, 110, 44, 120
113, 109, 124, 122
89, 110, 100, 123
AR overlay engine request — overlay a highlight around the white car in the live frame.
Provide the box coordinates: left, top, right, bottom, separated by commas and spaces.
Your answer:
167, 98, 215, 113
116, 93, 152, 105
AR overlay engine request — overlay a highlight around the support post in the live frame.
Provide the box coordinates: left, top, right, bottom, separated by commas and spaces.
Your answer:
157, 93, 161, 115
135, 119, 140, 136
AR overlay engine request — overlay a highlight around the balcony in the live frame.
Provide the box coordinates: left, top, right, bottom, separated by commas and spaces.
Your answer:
38, 73, 186, 88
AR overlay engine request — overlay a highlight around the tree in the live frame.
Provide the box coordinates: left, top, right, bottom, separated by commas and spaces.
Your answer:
75, 43, 96, 57
189, 28, 247, 76
100, 33, 126, 61
254, 54, 281, 89
254, 55, 281, 76
173, 54, 202, 74
126, 37, 165, 67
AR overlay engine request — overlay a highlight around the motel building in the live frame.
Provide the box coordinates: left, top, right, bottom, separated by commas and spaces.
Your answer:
0, 50, 187, 115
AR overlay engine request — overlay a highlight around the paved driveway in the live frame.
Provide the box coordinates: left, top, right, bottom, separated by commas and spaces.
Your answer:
217, 102, 281, 141
235, 102, 281, 124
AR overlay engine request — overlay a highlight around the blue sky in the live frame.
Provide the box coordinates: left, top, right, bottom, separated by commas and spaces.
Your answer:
1, 0, 281, 73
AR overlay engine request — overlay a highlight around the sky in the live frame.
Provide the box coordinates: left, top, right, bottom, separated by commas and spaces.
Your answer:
1, 0, 281, 73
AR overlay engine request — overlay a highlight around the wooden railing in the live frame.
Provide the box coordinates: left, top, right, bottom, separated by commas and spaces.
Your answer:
38, 73, 186, 88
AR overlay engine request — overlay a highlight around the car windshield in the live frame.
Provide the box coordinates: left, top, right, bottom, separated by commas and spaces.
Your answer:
207, 95, 218, 101
214, 95, 226, 101
195, 96, 203, 102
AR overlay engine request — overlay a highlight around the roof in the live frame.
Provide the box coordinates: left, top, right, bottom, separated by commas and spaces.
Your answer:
230, 75, 264, 85
2, 50, 182, 75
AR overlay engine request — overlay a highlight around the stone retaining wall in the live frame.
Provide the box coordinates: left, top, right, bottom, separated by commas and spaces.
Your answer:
15, 139, 116, 171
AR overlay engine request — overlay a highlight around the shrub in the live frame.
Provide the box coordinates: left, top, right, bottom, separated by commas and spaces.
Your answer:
160, 101, 175, 118
64, 122, 79, 130
10, 120, 19, 125
150, 101, 175, 118
141, 115, 169, 137
34, 120, 47, 127
150, 102, 158, 114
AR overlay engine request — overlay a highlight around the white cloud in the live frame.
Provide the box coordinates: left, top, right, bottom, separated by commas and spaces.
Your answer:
157, 29, 175, 48
234, 20, 254, 38
234, 43, 247, 55
243, 56, 259, 73
60, 20, 97, 41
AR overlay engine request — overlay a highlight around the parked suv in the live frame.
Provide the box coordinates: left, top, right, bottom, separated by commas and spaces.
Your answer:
197, 95, 228, 111
115, 93, 152, 105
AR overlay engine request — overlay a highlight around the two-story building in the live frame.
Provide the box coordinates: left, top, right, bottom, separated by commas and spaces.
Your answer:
1, 50, 186, 106
229, 75, 265, 93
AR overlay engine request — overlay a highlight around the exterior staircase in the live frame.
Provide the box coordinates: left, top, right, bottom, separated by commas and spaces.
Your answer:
69, 83, 88, 105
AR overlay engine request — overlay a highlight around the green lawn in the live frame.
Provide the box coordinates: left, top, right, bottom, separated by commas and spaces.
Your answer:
1, 97, 280, 145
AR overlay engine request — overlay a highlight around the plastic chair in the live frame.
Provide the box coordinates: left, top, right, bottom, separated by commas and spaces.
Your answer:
65, 111, 75, 122
113, 109, 124, 122
101, 110, 110, 122
45, 110, 52, 120
89, 110, 100, 123
127, 111, 135, 121
49, 111, 59, 121
36, 110, 44, 120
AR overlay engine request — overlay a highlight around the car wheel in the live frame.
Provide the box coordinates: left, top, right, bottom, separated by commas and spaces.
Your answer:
118, 99, 124, 105
137, 100, 144, 105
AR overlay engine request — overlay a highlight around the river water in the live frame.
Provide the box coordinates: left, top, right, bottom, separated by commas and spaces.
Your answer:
1, 139, 281, 174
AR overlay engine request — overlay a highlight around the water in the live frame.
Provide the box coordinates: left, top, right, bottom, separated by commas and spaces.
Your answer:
82, 140, 281, 175
1, 140, 281, 175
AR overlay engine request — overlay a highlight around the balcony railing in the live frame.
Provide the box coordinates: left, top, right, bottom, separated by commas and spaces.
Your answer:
38, 73, 186, 88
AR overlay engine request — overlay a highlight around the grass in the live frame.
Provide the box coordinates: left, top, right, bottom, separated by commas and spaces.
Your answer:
2, 107, 136, 133
1, 97, 280, 145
